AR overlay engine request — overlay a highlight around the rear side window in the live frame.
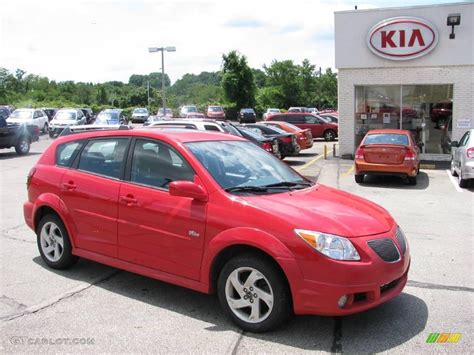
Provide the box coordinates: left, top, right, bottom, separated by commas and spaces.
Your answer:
204, 125, 221, 132
364, 134, 409, 146
56, 141, 84, 167
78, 138, 129, 179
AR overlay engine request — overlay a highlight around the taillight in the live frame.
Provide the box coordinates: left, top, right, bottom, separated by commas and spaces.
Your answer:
467, 147, 474, 158
261, 142, 272, 152
27, 167, 36, 189
281, 136, 292, 143
355, 147, 364, 160
404, 149, 416, 161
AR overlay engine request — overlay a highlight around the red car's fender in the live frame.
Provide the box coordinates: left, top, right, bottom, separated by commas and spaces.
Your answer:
200, 227, 304, 297
32, 193, 78, 249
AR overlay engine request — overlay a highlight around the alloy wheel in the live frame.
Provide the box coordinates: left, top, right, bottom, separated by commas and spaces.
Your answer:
39, 221, 64, 262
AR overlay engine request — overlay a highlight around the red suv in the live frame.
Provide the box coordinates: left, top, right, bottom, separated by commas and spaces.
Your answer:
266, 113, 338, 141
24, 128, 409, 332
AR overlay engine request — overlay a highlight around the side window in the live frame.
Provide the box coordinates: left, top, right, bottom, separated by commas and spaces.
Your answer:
459, 132, 470, 146
56, 141, 84, 167
130, 139, 195, 189
33, 111, 40, 119
77, 111, 83, 119
78, 138, 129, 179
305, 115, 317, 124
204, 125, 221, 132
288, 115, 304, 123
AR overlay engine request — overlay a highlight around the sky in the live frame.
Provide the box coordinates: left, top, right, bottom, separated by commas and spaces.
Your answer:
0, 0, 466, 84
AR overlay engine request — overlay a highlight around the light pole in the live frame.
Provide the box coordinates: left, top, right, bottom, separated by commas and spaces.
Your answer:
148, 46, 176, 114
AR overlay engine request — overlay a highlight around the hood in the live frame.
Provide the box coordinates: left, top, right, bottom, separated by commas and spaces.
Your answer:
51, 119, 78, 126
7, 118, 33, 124
240, 184, 393, 238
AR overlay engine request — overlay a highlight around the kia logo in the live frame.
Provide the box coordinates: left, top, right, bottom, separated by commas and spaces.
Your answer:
367, 17, 438, 60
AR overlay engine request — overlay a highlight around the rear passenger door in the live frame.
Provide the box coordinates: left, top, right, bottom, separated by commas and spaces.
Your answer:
60, 137, 130, 257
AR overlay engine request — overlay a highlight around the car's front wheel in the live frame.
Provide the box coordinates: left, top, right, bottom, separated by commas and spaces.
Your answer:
459, 173, 468, 188
37, 214, 78, 269
15, 136, 30, 155
323, 129, 336, 142
218, 254, 291, 332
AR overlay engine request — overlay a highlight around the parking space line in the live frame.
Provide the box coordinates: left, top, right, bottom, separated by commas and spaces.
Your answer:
446, 170, 464, 193
341, 165, 354, 177
297, 150, 333, 172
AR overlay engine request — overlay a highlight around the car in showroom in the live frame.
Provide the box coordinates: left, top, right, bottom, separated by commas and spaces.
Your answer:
131, 108, 150, 123
354, 129, 420, 185
23, 127, 409, 332
7, 108, 49, 133
450, 129, 474, 188
206, 105, 226, 120
243, 123, 300, 158
49, 108, 87, 137
262, 121, 313, 151
265, 113, 338, 141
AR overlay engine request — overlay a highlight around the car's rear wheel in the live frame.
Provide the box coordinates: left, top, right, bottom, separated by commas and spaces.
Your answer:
323, 130, 336, 142
15, 137, 30, 155
217, 254, 291, 332
450, 160, 457, 176
42, 122, 48, 134
37, 214, 78, 269
355, 174, 364, 183
459, 173, 468, 188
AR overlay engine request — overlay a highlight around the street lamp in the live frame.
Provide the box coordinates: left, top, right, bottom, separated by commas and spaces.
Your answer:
148, 46, 176, 114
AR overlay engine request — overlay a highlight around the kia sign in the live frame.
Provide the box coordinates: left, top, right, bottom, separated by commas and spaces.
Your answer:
367, 17, 438, 60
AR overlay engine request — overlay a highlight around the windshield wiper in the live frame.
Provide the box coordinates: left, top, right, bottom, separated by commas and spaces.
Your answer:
224, 186, 269, 193
261, 181, 313, 189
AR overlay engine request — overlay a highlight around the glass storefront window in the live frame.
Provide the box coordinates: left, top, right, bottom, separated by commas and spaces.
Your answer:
355, 85, 453, 154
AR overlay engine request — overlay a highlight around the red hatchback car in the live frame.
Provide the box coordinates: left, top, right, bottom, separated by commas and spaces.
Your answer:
355, 129, 421, 185
24, 127, 410, 332
266, 113, 338, 141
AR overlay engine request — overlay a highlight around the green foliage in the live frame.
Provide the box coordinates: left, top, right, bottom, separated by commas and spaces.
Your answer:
221, 51, 256, 110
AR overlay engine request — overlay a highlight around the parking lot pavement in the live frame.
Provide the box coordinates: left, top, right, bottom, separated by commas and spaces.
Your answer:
1, 137, 472, 353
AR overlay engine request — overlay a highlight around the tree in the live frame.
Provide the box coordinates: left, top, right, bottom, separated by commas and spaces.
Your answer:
221, 51, 256, 109
96, 85, 108, 105
263, 60, 301, 108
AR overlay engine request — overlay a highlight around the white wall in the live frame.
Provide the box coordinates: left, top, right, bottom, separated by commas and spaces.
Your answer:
335, 2, 474, 69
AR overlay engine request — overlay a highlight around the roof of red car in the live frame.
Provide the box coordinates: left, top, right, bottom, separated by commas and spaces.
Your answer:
58, 127, 244, 143
366, 129, 412, 135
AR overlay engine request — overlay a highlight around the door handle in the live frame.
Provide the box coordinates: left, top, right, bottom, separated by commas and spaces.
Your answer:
62, 181, 76, 190
120, 195, 137, 206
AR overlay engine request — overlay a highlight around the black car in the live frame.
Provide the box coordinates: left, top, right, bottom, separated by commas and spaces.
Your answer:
41, 108, 58, 122
231, 124, 280, 158
243, 123, 300, 158
239, 108, 257, 123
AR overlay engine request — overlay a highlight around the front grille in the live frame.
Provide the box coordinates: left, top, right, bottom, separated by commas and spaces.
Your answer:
368, 238, 400, 262
395, 228, 407, 255
380, 278, 400, 294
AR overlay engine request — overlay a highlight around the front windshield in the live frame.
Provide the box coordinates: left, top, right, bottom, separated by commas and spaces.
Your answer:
134, 108, 148, 114
209, 106, 223, 112
185, 141, 312, 193
184, 106, 197, 113
10, 110, 33, 119
55, 111, 76, 120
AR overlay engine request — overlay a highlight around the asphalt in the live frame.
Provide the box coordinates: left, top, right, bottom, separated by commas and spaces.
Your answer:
0, 136, 472, 353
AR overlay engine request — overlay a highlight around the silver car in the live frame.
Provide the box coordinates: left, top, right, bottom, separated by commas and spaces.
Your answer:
451, 129, 474, 188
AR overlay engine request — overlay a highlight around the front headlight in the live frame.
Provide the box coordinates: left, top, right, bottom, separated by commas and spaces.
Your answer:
294, 229, 360, 261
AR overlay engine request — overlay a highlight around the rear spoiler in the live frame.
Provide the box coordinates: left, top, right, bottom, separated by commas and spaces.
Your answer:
59, 124, 132, 137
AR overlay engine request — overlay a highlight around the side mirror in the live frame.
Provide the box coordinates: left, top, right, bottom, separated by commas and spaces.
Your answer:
451, 141, 459, 147
169, 180, 208, 202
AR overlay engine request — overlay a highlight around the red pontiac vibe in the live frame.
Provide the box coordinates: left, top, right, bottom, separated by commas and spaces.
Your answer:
24, 128, 410, 332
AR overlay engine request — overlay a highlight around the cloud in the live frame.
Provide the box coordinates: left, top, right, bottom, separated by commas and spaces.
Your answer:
224, 18, 264, 28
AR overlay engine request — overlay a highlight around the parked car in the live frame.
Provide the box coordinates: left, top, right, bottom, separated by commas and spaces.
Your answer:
24, 127, 410, 332
0, 105, 13, 119
266, 113, 338, 141
186, 113, 206, 119
288, 107, 309, 113
206, 106, 226, 120
49, 109, 87, 137
157, 108, 173, 119
0, 120, 39, 155
308, 108, 319, 114
144, 115, 168, 127
151, 119, 227, 132
131, 108, 149, 123
450, 129, 474, 188
7, 108, 49, 133
94, 109, 126, 126
319, 113, 339, 124
354, 129, 420, 185
233, 124, 280, 158
239, 108, 257, 123
243, 123, 300, 158
262, 121, 313, 151
40, 108, 58, 122
179, 105, 198, 118
262, 108, 281, 121
80, 108, 94, 124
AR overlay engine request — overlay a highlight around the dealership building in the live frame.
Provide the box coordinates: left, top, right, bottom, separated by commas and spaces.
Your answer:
335, 2, 473, 159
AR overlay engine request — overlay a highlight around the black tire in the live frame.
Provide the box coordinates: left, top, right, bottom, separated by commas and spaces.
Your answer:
42, 122, 48, 134
323, 129, 336, 142
407, 176, 417, 185
49, 130, 55, 138
15, 136, 30, 155
37, 214, 78, 269
459, 175, 468, 188
355, 174, 364, 183
217, 253, 292, 333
